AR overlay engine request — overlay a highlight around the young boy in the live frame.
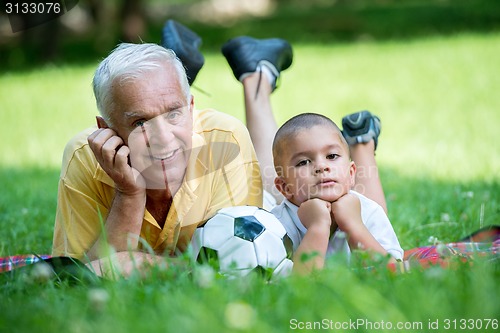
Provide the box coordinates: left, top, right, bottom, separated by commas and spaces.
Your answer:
220, 35, 403, 274
161, 21, 403, 273
270, 113, 403, 273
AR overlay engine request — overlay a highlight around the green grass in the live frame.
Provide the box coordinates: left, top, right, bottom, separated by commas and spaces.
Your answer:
1, 33, 499, 333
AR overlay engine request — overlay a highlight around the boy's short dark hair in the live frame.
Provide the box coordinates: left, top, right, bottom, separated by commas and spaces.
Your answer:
272, 113, 348, 172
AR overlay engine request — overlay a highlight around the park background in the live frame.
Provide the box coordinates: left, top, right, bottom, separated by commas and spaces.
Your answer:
1, 0, 499, 332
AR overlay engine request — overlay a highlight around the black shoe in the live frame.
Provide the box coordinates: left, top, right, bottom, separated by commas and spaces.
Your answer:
2, 256, 100, 285
342, 110, 381, 150
161, 20, 204, 86
221, 36, 293, 90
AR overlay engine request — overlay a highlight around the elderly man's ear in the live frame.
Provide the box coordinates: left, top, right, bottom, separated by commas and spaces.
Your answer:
96, 116, 109, 129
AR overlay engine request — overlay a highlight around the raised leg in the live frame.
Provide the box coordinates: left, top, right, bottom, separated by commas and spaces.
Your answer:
350, 140, 388, 214
241, 73, 282, 203
342, 111, 388, 214
221, 36, 293, 206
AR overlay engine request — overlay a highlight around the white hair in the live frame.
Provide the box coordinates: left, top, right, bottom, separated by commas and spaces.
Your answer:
92, 43, 190, 125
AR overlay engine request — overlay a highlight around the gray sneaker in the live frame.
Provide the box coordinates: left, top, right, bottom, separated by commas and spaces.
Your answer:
342, 110, 381, 150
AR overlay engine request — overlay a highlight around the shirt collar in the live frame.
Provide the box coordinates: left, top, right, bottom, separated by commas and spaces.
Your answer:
283, 199, 308, 234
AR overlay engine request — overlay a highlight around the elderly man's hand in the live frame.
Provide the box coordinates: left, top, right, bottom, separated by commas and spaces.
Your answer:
88, 128, 146, 195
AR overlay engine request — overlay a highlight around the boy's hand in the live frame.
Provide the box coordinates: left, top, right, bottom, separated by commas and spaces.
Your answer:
87, 128, 146, 195
331, 193, 362, 232
293, 198, 333, 275
298, 198, 332, 232
331, 193, 389, 256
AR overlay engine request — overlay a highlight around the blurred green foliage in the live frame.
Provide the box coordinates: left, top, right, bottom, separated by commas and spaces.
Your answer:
1, 0, 500, 71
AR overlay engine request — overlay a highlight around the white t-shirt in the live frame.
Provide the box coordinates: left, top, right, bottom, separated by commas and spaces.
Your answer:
270, 190, 404, 260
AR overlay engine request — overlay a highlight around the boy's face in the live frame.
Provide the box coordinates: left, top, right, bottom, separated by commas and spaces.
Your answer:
275, 124, 355, 206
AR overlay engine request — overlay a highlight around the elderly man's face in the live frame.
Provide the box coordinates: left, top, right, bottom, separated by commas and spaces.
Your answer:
109, 64, 193, 191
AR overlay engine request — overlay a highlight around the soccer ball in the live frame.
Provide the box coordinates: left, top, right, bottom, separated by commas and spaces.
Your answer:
191, 206, 294, 279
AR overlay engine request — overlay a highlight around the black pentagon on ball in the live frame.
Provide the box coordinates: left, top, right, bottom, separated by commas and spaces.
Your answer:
282, 233, 294, 259
197, 246, 220, 271
234, 215, 265, 242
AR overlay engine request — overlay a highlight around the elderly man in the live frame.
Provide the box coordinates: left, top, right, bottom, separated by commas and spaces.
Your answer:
52, 21, 293, 275
52, 43, 263, 264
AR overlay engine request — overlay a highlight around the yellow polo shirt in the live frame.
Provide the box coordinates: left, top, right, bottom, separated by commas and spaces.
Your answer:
52, 109, 263, 259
